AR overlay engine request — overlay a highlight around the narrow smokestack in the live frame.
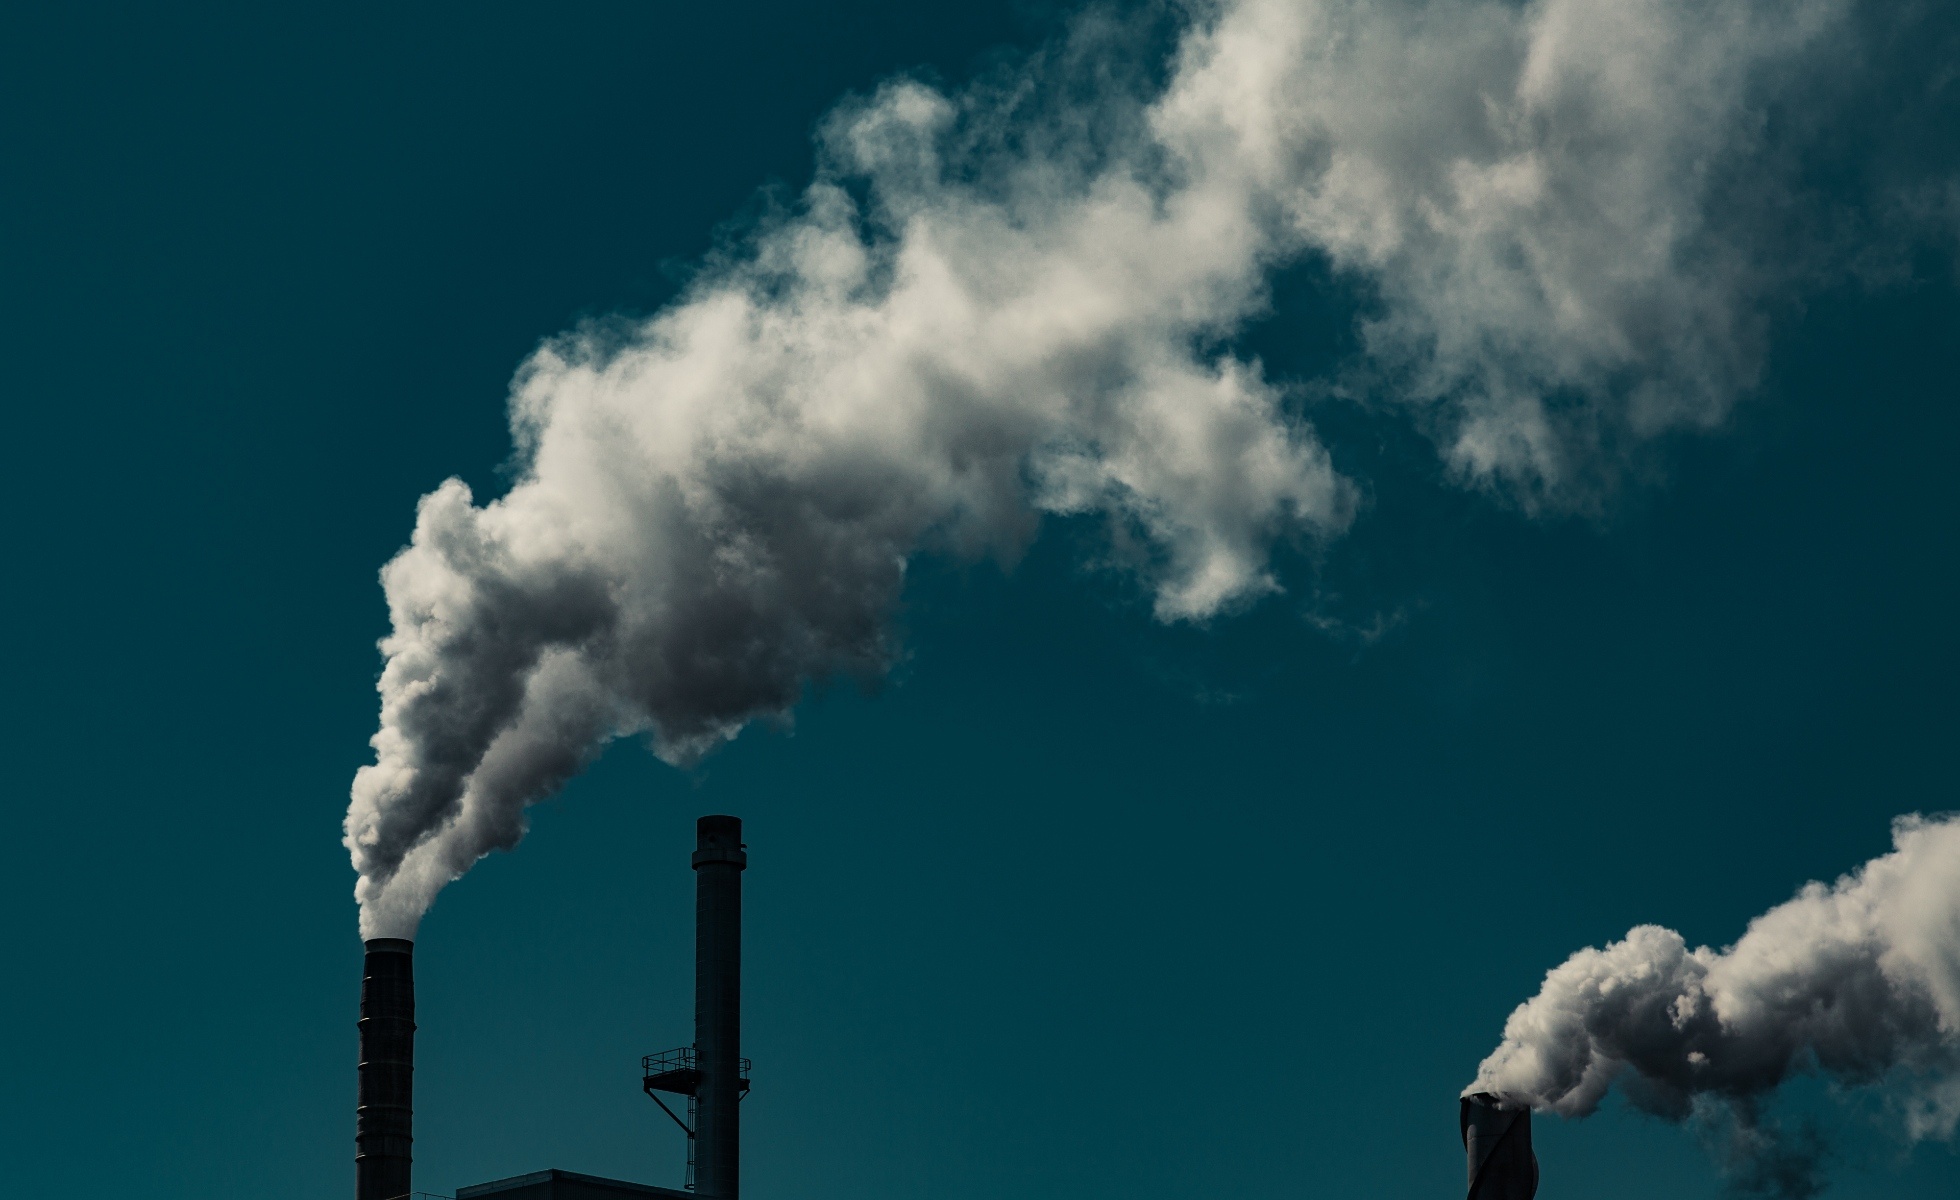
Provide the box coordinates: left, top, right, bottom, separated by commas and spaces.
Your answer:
1462, 1093, 1537, 1200
693, 815, 746, 1200
358, 938, 415, 1200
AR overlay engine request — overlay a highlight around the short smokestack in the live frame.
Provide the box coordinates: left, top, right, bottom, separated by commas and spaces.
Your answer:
358, 937, 415, 1200
1462, 1093, 1537, 1200
693, 815, 746, 1200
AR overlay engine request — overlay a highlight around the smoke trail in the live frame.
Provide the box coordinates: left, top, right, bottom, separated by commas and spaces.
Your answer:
346, 0, 1895, 937
1469, 814, 1960, 1196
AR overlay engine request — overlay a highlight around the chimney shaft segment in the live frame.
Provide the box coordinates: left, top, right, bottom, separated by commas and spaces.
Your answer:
693, 815, 746, 1200
357, 938, 416, 1200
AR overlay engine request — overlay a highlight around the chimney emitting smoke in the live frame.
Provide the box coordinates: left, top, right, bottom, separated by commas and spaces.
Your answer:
357, 937, 415, 1200
1468, 812, 1960, 1196
1462, 1092, 1537, 1200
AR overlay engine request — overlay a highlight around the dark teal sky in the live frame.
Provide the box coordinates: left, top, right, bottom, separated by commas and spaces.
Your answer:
2, 3, 1957, 1198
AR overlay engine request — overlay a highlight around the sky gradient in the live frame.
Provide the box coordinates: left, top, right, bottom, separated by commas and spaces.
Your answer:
3, 3, 1958, 1198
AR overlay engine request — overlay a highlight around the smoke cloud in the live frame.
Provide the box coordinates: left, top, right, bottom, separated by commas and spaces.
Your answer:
1469, 814, 1960, 1196
346, 0, 1909, 937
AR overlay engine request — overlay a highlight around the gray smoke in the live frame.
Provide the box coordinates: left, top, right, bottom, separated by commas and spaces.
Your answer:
1469, 814, 1960, 1196
346, 0, 1893, 937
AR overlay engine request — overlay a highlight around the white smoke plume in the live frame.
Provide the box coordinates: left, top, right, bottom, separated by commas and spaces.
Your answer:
1470, 814, 1960, 1196
347, 0, 1898, 937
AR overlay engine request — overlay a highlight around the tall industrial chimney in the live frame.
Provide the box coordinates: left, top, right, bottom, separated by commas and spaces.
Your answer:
693, 815, 746, 1200
1461, 1093, 1537, 1200
358, 938, 416, 1200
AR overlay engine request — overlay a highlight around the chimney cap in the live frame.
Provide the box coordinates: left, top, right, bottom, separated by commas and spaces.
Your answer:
694, 814, 746, 869
363, 937, 415, 954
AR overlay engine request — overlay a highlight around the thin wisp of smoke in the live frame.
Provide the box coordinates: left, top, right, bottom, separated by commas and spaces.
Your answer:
1470, 814, 1960, 1196
347, 0, 1899, 938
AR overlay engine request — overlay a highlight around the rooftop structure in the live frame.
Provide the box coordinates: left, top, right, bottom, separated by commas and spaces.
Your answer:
456, 1168, 694, 1200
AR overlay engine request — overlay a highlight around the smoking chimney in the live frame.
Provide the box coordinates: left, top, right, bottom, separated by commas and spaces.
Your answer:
358, 938, 416, 1200
693, 816, 746, 1200
1462, 1093, 1537, 1200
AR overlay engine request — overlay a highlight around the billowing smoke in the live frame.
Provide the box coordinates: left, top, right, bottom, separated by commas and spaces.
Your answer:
346, 0, 1900, 937
1469, 814, 1960, 1196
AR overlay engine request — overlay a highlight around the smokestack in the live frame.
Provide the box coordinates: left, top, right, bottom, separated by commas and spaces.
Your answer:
1462, 1093, 1537, 1200
357, 937, 416, 1200
693, 815, 746, 1200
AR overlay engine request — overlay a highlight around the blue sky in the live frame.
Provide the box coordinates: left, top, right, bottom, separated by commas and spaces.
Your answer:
3, 3, 1958, 1198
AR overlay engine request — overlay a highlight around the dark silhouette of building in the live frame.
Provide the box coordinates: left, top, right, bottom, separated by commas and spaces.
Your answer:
456, 1168, 694, 1200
